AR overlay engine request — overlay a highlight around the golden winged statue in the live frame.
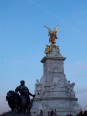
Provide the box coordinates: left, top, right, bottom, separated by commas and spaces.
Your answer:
44, 25, 58, 44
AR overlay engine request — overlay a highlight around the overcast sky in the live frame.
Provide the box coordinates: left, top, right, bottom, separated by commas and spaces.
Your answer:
0, 0, 87, 114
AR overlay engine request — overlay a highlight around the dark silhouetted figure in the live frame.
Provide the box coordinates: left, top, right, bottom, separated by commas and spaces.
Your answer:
66, 114, 70, 116
53, 109, 56, 116
66, 114, 73, 116
40, 110, 43, 116
84, 110, 87, 116
69, 114, 73, 116
77, 111, 83, 116
50, 109, 54, 116
15, 80, 35, 113
48, 112, 50, 116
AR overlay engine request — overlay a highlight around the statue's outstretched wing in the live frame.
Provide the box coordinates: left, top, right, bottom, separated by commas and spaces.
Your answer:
44, 26, 52, 35
54, 25, 58, 33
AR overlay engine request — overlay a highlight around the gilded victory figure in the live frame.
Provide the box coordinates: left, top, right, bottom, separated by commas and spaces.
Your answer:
44, 25, 58, 44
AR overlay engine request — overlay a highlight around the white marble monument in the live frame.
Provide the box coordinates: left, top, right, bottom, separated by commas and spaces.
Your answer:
31, 26, 81, 116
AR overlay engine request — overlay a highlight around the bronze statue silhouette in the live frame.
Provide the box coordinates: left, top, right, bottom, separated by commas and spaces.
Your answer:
6, 80, 35, 114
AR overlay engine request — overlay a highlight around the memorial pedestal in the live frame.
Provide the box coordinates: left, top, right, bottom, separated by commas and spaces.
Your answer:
31, 44, 81, 116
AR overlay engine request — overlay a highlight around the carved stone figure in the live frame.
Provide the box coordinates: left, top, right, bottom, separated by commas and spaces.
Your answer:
66, 81, 75, 97
35, 79, 41, 95
35, 79, 45, 96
